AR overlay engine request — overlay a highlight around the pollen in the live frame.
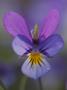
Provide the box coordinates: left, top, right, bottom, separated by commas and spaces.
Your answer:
28, 52, 43, 66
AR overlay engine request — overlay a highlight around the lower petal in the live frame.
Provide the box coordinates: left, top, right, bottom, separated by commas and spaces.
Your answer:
21, 57, 50, 79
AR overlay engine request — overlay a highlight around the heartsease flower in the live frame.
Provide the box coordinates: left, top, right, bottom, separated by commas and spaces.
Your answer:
0, 63, 19, 87
3, 9, 64, 79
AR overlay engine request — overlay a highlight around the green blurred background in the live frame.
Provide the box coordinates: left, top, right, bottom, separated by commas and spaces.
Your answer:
0, 0, 66, 90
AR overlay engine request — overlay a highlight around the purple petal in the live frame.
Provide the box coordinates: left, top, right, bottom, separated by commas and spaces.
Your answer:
0, 63, 17, 87
12, 36, 32, 56
21, 58, 50, 79
39, 34, 64, 57
39, 9, 60, 38
3, 12, 31, 40
1, 72, 16, 87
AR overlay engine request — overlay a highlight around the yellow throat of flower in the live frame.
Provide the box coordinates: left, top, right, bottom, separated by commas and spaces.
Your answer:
28, 52, 43, 65
33, 24, 39, 40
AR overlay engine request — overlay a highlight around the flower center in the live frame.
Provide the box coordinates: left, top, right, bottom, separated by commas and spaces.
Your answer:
28, 52, 43, 66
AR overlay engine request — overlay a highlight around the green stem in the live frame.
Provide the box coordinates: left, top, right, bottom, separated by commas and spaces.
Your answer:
19, 75, 27, 90
38, 78, 43, 90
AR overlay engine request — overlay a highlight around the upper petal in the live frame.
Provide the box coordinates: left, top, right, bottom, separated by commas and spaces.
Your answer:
3, 12, 31, 40
39, 9, 60, 38
39, 34, 64, 57
12, 35, 32, 56
21, 57, 50, 79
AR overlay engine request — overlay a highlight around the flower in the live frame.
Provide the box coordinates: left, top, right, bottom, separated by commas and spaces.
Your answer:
3, 9, 64, 79
0, 63, 19, 87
